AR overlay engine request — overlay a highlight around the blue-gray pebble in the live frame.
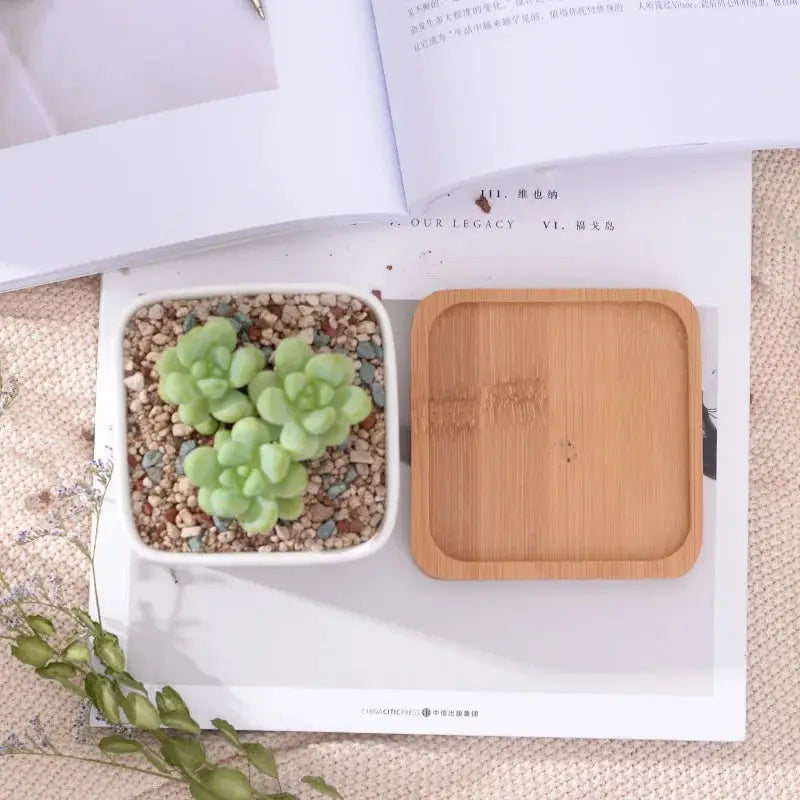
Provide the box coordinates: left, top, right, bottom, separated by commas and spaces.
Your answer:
142, 450, 163, 469
317, 520, 336, 540
182, 312, 198, 333
359, 363, 376, 385
187, 536, 203, 552
356, 341, 377, 359
212, 516, 231, 532
371, 383, 386, 408
327, 482, 347, 500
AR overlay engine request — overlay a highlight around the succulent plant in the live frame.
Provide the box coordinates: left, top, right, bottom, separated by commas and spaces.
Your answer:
156, 317, 265, 435
182, 417, 307, 534
248, 338, 372, 461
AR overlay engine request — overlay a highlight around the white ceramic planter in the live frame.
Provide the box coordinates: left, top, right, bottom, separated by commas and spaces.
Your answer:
114, 283, 399, 567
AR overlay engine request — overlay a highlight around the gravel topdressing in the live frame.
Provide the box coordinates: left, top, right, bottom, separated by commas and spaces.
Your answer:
122, 292, 387, 554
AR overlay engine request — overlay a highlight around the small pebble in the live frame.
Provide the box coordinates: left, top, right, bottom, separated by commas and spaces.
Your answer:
314, 333, 331, 347
296, 328, 315, 345
309, 503, 334, 523
317, 520, 336, 539
216, 302, 231, 316
123, 373, 145, 392
187, 536, 203, 552
234, 311, 252, 327
212, 516, 231, 532
183, 312, 198, 332
371, 384, 386, 408
345, 467, 358, 483
349, 451, 374, 464
179, 440, 198, 459
356, 341, 377, 359
261, 346, 275, 362
327, 482, 347, 499
181, 525, 203, 539
172, 423, 193, 438
148, 303, 164, 321
357, 320, 376, 335
142, 450, 163, 469
359, 363, 376, 385
320, 293, 337, 307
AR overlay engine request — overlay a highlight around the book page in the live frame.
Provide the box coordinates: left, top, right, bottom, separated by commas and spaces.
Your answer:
0, 0, 403, 288
371, 0, 800, 205
95, 152, 750, 740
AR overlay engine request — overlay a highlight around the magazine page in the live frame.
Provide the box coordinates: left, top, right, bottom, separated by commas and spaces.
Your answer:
0, 0, 404, 289
370, 0, 800, 206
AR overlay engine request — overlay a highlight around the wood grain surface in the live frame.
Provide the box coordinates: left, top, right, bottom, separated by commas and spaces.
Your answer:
410, 289, 703, 580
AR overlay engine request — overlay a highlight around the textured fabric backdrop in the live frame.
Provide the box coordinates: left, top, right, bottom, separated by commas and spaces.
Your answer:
0, 150, 797, 799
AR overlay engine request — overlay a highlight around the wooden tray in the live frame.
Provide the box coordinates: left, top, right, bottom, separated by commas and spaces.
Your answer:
411, 289, 703, 580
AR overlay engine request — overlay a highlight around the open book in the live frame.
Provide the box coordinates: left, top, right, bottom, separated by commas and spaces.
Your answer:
1, 0, 797, 289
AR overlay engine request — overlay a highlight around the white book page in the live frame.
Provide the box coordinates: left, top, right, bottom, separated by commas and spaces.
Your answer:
0, 0, 403, 288
94, 152, 750, 740
371, 0, 800, 206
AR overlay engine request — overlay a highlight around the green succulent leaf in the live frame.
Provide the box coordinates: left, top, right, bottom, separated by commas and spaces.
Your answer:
209, 345, 233, 372
239, 498, 280, 535
229, 347, 266, 388
242, 742, 278, 778
122, 692, 162, 731
197, 378, 229, 400
36, 661, 78, 681
99, 735, 143, 755
257, 387, 292, 426
242, 469, 268, 498
232, 416, 277, 448
184, 447, 221, 487
161, 710, 201, 735
62, 640, 91, 664
195, 418, 220, 436
163, 372, 202, 405
202, 766, 254, 800
274, 462, 308, 499
26, 615, 55, 636
279, 420, 315, 460
277, 496, 304, 521
161, 736, 206, 772
247, 370, 278, 404
94, 632, 126, 673
208, 391, 254, 423
210, 718, 242, 748
259, 443, 291, 483
283, 372, 309, 401
302, 407, 337, 435
302, 776, 344, 799
11, 635, 53, 667
274, 338, 313, 376
217, 440, 251, 468
338, 386, 372, 424
156, 347, 183, 377
305, 353, 353, 388
319, 420, 351, 448
210, 489, 251, 519
203, 317, 238, 350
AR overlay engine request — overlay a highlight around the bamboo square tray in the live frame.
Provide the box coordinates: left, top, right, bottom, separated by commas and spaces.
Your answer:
411, 289, 703, 580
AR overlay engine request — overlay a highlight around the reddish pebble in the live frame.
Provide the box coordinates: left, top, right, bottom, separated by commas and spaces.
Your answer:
371, 289, 382, 300
164, 508, 178, 524
247, 326, 262, 342
340, 519, 364, 534
360, 410, 377, 431
136, 478, 145, 491
322, 319, 336, 337
142, 503, 153, 516
128, 454, 137, 468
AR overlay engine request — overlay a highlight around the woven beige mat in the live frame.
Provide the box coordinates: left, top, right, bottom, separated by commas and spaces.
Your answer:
0, 150, 798, 799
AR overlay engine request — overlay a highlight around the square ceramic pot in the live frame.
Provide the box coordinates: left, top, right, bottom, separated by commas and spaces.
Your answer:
114, 283, 399, 566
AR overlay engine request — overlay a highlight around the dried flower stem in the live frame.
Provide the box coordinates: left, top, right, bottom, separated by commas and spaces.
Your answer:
7, 749, 183, 782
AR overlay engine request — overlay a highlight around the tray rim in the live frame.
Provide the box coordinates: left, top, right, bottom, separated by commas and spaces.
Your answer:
410, 288, 703, 580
